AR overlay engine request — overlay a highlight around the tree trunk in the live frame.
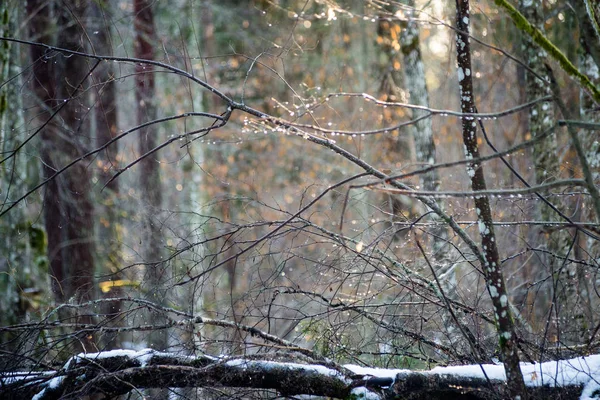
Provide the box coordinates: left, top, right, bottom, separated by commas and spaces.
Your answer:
134, 0, 167, 353
455, 0, 526, 397
26, 0, 97, 352
577, 0, 600, 343
398, 0, 447, 256
0, 0, 46, 357
376, 9, 417, 243
54, 0, 96, 305
89, 0, 125, 350
518, 0, 575, 345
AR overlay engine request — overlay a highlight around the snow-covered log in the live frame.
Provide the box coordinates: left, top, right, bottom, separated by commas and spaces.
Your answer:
2, 350, 599, 399
2, 349, 352, 399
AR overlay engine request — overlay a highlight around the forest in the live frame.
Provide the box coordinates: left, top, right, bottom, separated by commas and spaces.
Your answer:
0, 0, 599, 399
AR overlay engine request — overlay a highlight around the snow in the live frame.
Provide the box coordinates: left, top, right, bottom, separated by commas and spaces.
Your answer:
31, 376, 64, 400
431, 354, 600, 394
347, 355, 600, 399
32, 388, 47, 400
522, 355, 600, 388
350, 386, 382, 399
344, 365, 406, 399
580, 378, 600, 399
74, 348, 201, 367
429, 363, 505, 380
225, 359, 349, 381
136, 349, 157, 367
72, 348, 157, 367
345, 364, 409, 382
23, 350, 600, 399
76, 348, 144, 360
1, 370, 53, 385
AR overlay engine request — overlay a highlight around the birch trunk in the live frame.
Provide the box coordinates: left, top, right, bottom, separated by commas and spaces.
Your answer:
455, 1, 526, 396
399, 1, 447, 257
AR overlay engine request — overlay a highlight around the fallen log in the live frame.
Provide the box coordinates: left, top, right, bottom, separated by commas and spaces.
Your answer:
1, 349, 598, 399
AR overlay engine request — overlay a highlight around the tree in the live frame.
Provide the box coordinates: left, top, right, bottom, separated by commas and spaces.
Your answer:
576, 0, 600, 344
89, 0, 126, 351
22, 1, 97, 355
133, 0, 168, 355
1, 0, 600, 399
518, 0, 576, 345
0, 0, 46, 353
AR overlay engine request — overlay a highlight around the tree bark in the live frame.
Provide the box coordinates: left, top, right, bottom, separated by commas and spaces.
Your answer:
134, 0, 167, 353
454, 0, 527, 397
376, 9, 418, 242
576, 0, 600, 344
0, 0, 45, 355
55, 1, 97, 307
398, 1, 447, 256
89, 0, 125, 350
28, 0, 96, 312
518, 0, 576, 345
27, 0, 63, 304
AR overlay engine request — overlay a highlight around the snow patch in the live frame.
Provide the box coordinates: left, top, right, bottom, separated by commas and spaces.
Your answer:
76, 348, 144, 360
425, 354, 600, 388
580, 378, 600, 399
351, 386, 382, 399
345, 364, 408, 381
225, 359, 348, 381
21, 351, 600, 399
32, 389, 48, 400
32, 376, 65, 400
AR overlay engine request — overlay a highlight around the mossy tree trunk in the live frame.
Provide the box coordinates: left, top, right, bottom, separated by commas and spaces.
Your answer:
0, 0, 47, 357
518, 0, 575, 344
576, 0, 600, 343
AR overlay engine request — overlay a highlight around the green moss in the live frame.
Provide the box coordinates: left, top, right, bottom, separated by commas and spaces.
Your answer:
1, 7, 9, 28
29, 226, 47, 254
495, 0, 600, 103
0, 95, 7, 116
